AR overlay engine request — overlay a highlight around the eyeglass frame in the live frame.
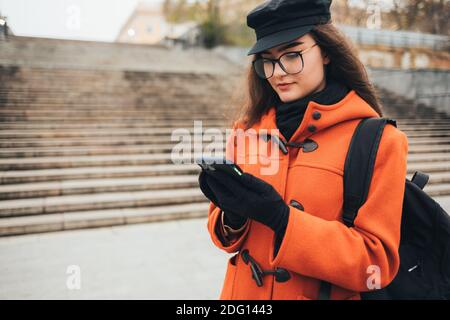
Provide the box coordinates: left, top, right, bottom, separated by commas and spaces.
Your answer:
252, 43, 318, 80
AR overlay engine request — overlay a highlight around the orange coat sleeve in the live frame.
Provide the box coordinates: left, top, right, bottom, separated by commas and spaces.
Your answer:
206, 122, 251, 254
269, 125, 409, 292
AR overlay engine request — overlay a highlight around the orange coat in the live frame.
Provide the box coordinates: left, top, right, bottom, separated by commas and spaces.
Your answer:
206, 89, 409, 300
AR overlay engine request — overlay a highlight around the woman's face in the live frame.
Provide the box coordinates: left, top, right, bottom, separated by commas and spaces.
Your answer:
259, 33, 330, 103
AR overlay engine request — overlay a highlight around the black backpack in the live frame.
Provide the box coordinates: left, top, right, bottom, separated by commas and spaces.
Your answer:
319, 117, 450, 300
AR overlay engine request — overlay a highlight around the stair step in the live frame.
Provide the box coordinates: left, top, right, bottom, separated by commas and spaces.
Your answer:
0, 98, 228, 106
0, 163, 200, 184
407, 145, 450, 154
399, 125, 450, 131
407, 170, 450, 186
0, 87, 224, 92
0, 136, 226, 148
423, 183, 450, 197
0, 187, 205, 217
0, 175, 199, 200
0, 153, 192, 170
7, 172, 450, 201
389, 112, 449, 118
1, 143, 446, 158
395, 119, 450, 125
0, 107, 227, 114
0, 151, 444, 170
0, 121, 227, 129
0, 143, 223, 158
0, 94, 224, 100
0, 128, 449, 140
3, 135, 450, 148
407, 137, 450, 145
0, 117, 229, 123
407, 153, 450, 163
404, 131, 450, 138
0, 202, 209, 237
408, 161, 450, 174
397, 119, 450, 124
0, 127, 227, 136
1, 153, 448, 176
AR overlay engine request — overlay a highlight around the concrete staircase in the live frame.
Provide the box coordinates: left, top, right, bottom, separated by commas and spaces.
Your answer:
0, 37, 449, 237
0, 61, 241, 236
0, 36, 240, 74
378, 88, 450, 198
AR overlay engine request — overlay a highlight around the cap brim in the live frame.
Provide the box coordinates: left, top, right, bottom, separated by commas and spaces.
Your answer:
247, 25, 315, 56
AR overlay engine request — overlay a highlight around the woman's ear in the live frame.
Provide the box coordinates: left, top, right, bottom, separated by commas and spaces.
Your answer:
322, 52, 330, 65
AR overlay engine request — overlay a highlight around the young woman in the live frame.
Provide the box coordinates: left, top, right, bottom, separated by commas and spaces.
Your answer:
198, 0, 408, 300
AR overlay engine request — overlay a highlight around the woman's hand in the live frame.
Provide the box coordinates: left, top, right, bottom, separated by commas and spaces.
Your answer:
198, 171, 248, 229
199, 169, 289, 233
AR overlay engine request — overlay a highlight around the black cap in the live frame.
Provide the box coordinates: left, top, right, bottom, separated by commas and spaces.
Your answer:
246, 0, 332, 56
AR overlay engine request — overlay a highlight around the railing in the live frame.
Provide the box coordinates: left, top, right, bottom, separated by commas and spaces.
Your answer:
337, 24, 450, 51
215, 25, 450, 68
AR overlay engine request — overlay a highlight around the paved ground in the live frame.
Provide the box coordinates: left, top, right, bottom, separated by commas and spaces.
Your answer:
1, 196, 449, 300
0, 218, 229, 299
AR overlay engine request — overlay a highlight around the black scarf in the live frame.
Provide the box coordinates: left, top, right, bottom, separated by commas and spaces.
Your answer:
275, 77, 351, 142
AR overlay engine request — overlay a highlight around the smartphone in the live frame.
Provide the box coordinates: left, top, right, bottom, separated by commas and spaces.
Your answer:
196, 156, 244, 179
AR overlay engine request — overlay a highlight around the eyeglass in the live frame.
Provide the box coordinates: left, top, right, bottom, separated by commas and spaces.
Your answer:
253, 43, 318, 80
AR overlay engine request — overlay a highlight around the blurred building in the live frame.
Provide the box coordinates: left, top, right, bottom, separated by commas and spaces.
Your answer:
116, 2, 199, 47
0, 13, 13, 38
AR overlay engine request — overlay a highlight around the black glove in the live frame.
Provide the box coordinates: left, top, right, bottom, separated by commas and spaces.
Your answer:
203, 169, 289, 234
198, 170, 248, 229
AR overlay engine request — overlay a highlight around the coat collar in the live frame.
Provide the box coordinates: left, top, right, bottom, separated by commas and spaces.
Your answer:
242, 90, 380, 143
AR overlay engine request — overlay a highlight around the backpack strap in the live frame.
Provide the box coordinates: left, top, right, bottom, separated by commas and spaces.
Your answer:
411, 171, 429, 190
318, 117, 397, 299
342, 117, 397, 227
